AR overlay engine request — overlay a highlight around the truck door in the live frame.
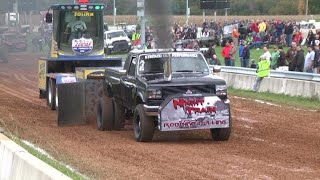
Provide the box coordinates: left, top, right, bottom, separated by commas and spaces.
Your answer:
120, 55, 137, 108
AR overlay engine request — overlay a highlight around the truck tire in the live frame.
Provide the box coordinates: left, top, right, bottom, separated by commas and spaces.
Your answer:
47, 78, 56, 110
0, 46, 9, 63
113, 99, 125, 130
96, 96, 114, 131
55, 85, 59, 111
210, 114, 232, 141
133, 104, 155, 142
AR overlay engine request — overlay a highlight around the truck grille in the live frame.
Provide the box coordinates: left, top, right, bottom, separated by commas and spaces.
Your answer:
112, 40, 128, 52
161, 85, 216, 97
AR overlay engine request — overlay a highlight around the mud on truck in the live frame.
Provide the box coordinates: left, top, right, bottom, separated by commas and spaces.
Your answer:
98, 49, 231, 142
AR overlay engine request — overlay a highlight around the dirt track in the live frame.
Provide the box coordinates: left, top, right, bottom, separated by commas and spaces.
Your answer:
0, 54, 320, 179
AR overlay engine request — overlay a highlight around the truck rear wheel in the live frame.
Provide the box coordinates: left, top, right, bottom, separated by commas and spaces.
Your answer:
55, 85, 59, 110
96, 96, 114, 131
133, 104, 155, 142
0, 46, 9, 63
113, 99, 125, 130
47, 78, 56, 110
210, 115, 232, 141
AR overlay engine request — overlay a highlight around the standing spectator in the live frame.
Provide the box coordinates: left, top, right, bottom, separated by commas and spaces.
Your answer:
304, 45, 315, 73
250, 60, 257, 69
242, 42, 251, 68
222, 40, 232, 66
286, 42, 297, 71
292, 45, 305, 72
247, 33, 253, 45
313, 44, 320, 73
271, 45, 280, 70
293, 27, 303, 45
259, 46, 271, 62
202, 19, 208, 34
278, 46, 287, 67
229, 41, 237, 66
253, 56, 271, 92
238, 24, 247, 41
202, 28, 210, 37
232, 26, 240, 47
258, 20, 267, 38
239, 40, 245, 67
207, 43, 217, 65
306, 30, 315, 46
275, 20, 284, 44
313, 35, 320, 47
284, 21, 294, 47
251, 21, 259, 37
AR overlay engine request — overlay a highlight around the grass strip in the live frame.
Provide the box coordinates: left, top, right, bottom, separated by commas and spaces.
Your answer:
228, 87, 320, 110
3, 133, 86, 180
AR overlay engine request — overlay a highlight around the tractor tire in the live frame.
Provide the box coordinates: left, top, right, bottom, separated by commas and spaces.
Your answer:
47, 78, 56, 110
113, 99, 125, 130
39, 90, 46, 99
96, 96, 114, 131
210, 113, 232, 141
133, 104, 155, 142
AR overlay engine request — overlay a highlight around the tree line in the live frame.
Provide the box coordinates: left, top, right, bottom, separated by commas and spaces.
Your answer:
0, 0, 319, 16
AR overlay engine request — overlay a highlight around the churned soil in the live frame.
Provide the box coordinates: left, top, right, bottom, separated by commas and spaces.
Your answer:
0, 54, 319, 179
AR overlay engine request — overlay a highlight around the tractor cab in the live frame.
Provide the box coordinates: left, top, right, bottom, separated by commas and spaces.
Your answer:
45, 1, 105, 58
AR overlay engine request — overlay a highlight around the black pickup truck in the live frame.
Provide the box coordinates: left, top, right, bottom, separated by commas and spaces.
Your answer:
97, 49, 231, 142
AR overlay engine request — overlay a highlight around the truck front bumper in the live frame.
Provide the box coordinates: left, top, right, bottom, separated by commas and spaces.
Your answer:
143, 105, 159, 116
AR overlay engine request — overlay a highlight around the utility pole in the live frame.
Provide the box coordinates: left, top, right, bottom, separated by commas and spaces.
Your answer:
113, 0, 116, 26
305, 0, 309, 20
202, 10, 205, 23
137, 0, 145, 46
186, 0, 189, 25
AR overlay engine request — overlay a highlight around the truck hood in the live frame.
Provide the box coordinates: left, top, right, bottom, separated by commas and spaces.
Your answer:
107, 37, 130, 43
139, 73, 226, 86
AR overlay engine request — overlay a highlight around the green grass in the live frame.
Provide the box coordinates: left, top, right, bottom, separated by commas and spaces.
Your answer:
214, 46, 292, 67
214, 46, 309, 67
228, 87, 320, 110
3, 132, 86, 180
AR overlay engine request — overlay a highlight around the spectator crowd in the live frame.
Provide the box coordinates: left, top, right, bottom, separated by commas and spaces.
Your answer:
132, 18, 320, 74
167, 19, 320, 74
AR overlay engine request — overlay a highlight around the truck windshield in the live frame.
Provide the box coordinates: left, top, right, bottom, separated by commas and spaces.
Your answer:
58, 11, 104, 55
138, 53, 209, 75
107, 31, 127, 39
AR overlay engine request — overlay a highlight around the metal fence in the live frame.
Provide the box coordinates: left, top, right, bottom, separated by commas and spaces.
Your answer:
209, 66, 320, 82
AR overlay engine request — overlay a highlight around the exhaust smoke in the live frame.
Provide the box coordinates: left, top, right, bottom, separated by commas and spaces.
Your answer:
145, 0, 172, 49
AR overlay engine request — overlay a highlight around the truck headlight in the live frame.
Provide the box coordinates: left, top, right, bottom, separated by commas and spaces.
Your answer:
147, 89, 162, 99
216, 85, 228, 96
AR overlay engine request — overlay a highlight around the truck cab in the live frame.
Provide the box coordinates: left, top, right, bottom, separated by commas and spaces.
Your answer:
98, 49, 231, 142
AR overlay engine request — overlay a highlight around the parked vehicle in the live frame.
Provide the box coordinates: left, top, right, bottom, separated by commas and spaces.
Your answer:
0, 31, 27, 52
104, 30, 131, 54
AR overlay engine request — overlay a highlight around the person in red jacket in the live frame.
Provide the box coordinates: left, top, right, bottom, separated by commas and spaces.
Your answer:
222, 40, 232, 66
250, 21, 259, 37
